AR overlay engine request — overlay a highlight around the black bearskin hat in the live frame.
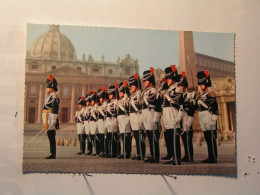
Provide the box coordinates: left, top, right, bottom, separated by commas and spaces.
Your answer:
77, 96, 85, 106
85, 91, 92, 103
197, 71, 211, 87
176, 72, 188, 88
98, 86, 108, 100
107, 85, 118, 99
91, 91, 99, 103
118, 81, 130, 96
46, 74, 58, 91
164, 65, 178, 81
128, 74, 142, 89
142, 67, 156, 86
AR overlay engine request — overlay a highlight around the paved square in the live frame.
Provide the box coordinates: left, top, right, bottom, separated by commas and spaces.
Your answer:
23, 129, 236, 176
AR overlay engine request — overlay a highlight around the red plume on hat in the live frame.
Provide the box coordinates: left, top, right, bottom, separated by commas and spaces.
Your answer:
162, 78, 166, 83
171, 65, 176, 72
204, 70, 209, 78
88, 90, 92, 94
101, 86, 105, 92
133, 73, 138, 80
123, 81, 128, 88
150, 67, 154, 75
81, 96, 85, 101
48, 74, 54, 82
92, 90, 95, 95
182, 72, 185, 78
115, 83, 118, 89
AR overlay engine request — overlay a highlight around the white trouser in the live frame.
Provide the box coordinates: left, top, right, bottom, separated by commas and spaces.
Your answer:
98, 119, 107, 134
142, 108, 156, 130
84, 121, 90, 134
198, 111, 213, 131
77, 123, 85, 134
106, 117, 118, 133
118, 115, 131, 134
162, 107, 180, 129
90, 121, 98, 134
129, 112, 142, 131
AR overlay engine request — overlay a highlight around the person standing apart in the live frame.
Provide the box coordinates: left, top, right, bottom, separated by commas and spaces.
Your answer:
43, 74, 60, 159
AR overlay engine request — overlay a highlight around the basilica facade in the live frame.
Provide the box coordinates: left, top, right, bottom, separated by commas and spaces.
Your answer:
25, 25, 139, 124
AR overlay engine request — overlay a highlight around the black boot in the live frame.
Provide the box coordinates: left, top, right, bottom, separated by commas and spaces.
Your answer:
162, 130, 172, 160
47, 129, 56, 158
132, 131, 140, 160
125, 133, 132, 159
181, 131, 194, 162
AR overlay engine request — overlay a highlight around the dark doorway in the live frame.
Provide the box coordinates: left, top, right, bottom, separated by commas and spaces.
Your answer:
61, 107, 68, 123
28, 107, 36, 123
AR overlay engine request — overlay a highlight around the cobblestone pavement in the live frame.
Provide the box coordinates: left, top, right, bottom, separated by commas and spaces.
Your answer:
23, 130, 236, 176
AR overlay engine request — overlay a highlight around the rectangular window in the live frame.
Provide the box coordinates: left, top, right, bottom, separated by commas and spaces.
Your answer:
108, 69, 113, 74
30, 86, 36, 94
93, 68, 99, 73
77, 67, 81, 71
31, 65, 38, 70
126, 67, 130, 74
63, 86, 69, 96
52, 66, 56, 70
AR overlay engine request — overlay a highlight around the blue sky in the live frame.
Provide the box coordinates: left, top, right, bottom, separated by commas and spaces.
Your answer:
27, 24, 235, 74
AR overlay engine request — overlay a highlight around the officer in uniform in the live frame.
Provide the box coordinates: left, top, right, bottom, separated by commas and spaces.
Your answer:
196, 71, 219, 163
128, 74, 145, 160
141, 67, 163, 163
89, 91, 100, 156
106, 85, 120, 158
97, 87, 108, 157
75, 97, 87, 155
157, 78, 172, 160
177, 72, 196, 162
43, 74, 60, 159
162, 65, 185, 165
84, 92, 93, 155
117, 81, 132, 159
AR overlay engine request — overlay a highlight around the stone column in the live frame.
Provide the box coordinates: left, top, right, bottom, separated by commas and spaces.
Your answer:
24, 85, 28, 124
222, 102, 230, 132
69, 84, 76, 123
36, 83, 44, 123
82, 84, 86, 97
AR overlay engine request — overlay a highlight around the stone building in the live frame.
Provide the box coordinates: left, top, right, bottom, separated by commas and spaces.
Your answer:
25, 25, 139, 124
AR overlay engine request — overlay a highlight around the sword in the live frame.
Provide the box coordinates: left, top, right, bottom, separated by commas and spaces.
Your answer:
124, 128, 126, 159
25, 127, 44, 146
186, 131, 191, 162
152, 130, 156, 161
34, 131, 47, 146
173, 128, 178, 165
139, 130, 143, 160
